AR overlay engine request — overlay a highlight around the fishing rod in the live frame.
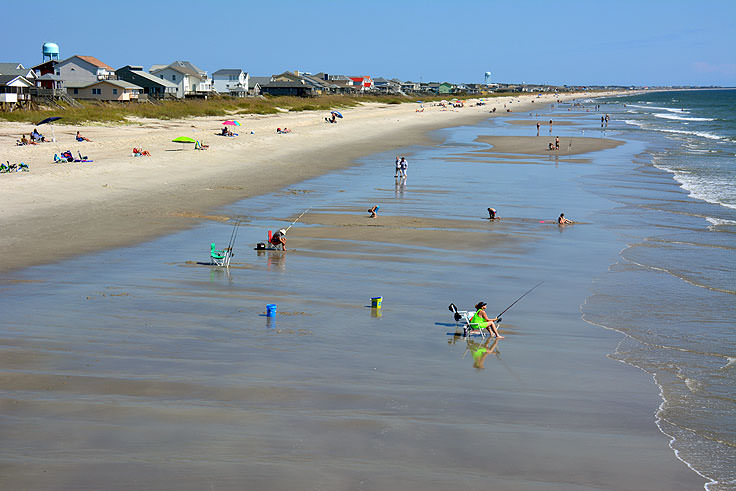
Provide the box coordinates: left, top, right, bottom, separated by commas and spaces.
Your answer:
285, 208, 311, 232
495, 281, 544, 320
226, 220, 240, 251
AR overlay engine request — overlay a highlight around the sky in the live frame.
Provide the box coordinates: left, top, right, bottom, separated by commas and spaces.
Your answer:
2, 0, 734, 87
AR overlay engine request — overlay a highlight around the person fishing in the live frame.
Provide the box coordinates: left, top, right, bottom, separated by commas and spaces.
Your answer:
470, 301, 504, 339
270, 229, 287, 250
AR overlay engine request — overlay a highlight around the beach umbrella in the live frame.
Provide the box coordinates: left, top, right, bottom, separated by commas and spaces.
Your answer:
172, 136, 196, 150
222, 120, 241, 126
330, 110, 343, 118
36, 116, 62, 143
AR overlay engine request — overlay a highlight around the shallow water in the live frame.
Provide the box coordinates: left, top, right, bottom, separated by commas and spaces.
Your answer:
0, 104, 709, 490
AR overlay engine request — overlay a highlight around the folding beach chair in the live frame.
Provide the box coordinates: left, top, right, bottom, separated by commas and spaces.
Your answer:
210, 242, 232, 268
448, 303, 488, 338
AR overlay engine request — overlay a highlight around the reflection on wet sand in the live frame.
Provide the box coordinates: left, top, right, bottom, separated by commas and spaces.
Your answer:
466, 337, 499, 369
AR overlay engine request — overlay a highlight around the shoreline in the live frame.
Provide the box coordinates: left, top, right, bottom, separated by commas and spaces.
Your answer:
0, 91, 622, 274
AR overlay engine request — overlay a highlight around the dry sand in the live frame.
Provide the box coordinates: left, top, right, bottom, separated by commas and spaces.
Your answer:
0, 91, 621, 273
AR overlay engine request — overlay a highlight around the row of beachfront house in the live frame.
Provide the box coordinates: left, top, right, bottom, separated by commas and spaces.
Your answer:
0, 55, 531, 109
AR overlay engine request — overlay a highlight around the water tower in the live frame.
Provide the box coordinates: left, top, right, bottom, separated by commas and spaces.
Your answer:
484, 71, 492, 84
42, 42, 60, 62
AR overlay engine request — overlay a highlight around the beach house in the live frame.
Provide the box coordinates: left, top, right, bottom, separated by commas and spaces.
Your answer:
150, 61, 211, 98
65, 79, 142, 102
372, 77, 402, 94
349, 76, 374, 91
0, 63, 37, 82
56, 55, 115, 85
116, 65, 178, 99
0, 75, 33, 110
212, 69, 249, 97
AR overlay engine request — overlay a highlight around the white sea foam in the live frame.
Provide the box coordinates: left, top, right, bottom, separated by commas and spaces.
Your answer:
629, 104, 690, 114
659, 128, 725, 141
652, 161, 736, 210
706, 217, 736, 226
654, 113, 714, 122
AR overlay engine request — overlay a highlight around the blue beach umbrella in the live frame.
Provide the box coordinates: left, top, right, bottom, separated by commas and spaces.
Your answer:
37, 116, 62, 125
330, 110, 343, 118
36, 116, 62, 142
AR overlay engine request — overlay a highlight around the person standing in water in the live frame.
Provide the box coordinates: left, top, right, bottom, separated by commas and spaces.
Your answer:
399, 156, 408, 178
394, 156, 401, 178
470, 301, 504, 338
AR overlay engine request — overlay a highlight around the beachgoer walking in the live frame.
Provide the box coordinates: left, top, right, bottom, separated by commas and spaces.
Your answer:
557, 213, 573, 224
536, 121, 541, 136
555, 136, 560, 150
368, 205, 379, 218
270, 229, 288, 250
399, 157, 408, 178
470, 302, 504, 338
394, 156, 401, 178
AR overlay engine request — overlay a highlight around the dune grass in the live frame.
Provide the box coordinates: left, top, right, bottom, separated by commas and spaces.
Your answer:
0, 92, 508, 126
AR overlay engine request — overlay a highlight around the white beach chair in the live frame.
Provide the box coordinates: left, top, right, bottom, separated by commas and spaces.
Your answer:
448, 303, 487, 338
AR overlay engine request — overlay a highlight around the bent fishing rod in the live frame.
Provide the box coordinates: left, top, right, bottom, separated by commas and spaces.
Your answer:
285, 208, 311, 232
495, 281, 544, 321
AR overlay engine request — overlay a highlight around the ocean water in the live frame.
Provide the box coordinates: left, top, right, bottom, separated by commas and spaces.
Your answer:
582, 89, 736, 490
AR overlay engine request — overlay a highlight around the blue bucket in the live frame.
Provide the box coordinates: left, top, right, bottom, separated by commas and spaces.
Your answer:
266, 304, 277, 317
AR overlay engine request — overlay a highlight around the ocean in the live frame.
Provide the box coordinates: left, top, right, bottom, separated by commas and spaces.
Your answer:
0, 91, 732, 489
584, 89, 736, 490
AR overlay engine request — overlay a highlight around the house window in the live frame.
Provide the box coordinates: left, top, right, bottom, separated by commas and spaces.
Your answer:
172, 74, 176, 81
92, 88, 101, 95
73, 88, 78, 94
112, 89, 118, 95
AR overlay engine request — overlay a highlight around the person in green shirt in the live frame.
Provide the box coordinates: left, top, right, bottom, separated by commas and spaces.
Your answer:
470, 301, 504, 339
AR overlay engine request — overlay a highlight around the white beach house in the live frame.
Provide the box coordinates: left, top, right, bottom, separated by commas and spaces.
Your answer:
150, 61, 211, 99
212, 69, 249, 97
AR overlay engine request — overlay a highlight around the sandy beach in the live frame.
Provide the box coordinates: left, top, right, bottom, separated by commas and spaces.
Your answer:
0, 92, 617, 274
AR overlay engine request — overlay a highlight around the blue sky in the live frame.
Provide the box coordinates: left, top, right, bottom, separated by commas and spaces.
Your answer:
2, 0, 734, 86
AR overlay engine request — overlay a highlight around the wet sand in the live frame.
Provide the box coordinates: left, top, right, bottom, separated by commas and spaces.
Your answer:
475, 135, 623, 157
